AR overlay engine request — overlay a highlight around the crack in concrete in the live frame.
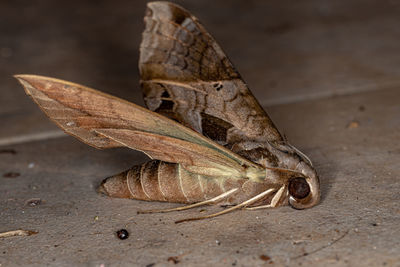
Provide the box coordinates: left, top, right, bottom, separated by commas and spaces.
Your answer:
291, 229, 350, 260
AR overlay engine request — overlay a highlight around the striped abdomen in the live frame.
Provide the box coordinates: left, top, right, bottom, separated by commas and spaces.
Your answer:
99, 160, 272, 205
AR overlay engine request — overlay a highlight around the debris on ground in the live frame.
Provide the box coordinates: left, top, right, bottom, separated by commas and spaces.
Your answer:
116, 229, 129, 240
25, 198, 42, 207
3, 172, 20, 178
0, 229, 38, 238
347, 121, 360, 129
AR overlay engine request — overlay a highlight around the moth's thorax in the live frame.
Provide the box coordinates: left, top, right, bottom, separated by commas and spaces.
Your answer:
231, 140, 305, 169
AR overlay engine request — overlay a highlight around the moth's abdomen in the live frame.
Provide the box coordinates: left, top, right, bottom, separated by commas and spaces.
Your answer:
131, 160, 189, 203
99, 160, 246, 204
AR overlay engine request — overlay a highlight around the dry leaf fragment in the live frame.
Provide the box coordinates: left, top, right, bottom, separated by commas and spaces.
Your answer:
0, 229, 38, 238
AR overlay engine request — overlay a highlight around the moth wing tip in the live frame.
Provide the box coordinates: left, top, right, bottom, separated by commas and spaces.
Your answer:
13, 74, 27, 84
13, 74, 39, 81
14, 75, 44, 90
13, 74, 40, 95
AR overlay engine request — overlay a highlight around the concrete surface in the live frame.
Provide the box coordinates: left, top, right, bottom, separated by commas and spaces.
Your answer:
1, 0, 399, 266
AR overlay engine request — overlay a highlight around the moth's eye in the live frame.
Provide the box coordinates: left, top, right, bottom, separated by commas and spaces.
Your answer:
289, 177, 310, 199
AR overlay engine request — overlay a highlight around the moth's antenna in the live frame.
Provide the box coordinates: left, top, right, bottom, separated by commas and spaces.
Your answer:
288, 143, 313, 167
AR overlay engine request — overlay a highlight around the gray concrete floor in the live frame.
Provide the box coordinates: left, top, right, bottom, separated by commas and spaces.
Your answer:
1, 0, 399, 266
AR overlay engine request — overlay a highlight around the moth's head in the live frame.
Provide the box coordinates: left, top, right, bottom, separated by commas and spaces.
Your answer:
264, 142, 320, 209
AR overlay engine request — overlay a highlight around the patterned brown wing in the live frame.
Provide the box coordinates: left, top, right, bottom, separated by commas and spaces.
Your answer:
16, 74, 264, 180
139, 1, 283, 147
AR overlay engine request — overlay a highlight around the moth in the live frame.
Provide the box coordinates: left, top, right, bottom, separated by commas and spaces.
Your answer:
16, 1, 320, 222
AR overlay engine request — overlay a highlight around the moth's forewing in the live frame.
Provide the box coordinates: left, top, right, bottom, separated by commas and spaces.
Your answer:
17, 76, 122, 149
140, 2, 283, 147
16, 75, 263, 179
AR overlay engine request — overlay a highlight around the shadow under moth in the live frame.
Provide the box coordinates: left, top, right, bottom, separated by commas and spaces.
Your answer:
16, 1, 320, 223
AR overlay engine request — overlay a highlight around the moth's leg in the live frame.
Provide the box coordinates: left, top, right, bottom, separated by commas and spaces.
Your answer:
175, 188, 275, 223
137, 188, 239, 214
246, 185, 286, 210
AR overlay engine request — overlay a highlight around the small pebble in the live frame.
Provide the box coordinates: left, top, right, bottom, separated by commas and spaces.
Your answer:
116, 229, 129, 240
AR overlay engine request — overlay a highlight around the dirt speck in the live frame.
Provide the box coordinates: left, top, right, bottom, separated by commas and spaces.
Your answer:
25, 198, 42, 207
3, 172, 20, 178
347, 121, 360, 129
260, 255, 271, 261
0, 149, 16, 154
168, 256, 180, 264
